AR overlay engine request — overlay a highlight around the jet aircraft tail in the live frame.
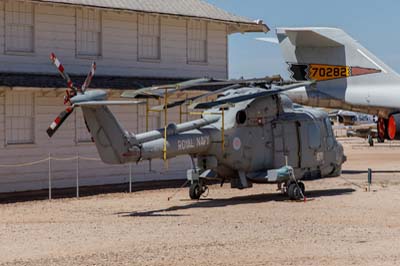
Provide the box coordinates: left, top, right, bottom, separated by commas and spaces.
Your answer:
276, 27, 400, 84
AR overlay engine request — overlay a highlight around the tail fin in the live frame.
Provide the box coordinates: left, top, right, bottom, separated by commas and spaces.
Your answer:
81, 106, 132, 164
276, 27, 400, 84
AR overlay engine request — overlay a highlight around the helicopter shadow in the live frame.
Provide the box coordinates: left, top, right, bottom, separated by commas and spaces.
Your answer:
116, 188, 355, 217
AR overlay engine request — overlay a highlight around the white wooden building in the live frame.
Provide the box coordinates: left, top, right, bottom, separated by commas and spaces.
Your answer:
0, 0, 268, 193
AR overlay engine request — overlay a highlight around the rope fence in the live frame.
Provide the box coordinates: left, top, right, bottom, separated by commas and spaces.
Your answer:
0, 154, 132, 200
0, 154, 188, 201
0, 158, 50, 168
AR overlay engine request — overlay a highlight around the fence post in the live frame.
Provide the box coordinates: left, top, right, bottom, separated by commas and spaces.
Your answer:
76, 151, 80, 198
129, 163, 132, 193
368, 168, 372, 192
48, 152, 52, 200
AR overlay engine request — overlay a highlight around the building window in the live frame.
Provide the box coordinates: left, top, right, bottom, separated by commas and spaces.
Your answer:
5, 91, 34, 145
5, 1, 34, 53
138, 14, 160, 61
76, 8, 102, 57
187, 20, 207, 63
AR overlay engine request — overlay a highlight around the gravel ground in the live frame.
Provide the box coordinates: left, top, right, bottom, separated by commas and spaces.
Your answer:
1, 138, 400, 266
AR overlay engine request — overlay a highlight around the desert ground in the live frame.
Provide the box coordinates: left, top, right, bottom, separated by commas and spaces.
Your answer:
1, 138, 400, 266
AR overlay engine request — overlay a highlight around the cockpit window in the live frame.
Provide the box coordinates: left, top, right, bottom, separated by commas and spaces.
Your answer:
308, 123, 321, 149
236, 110, 247, 124
324, 117, 335, 149
324, 118, 334, 136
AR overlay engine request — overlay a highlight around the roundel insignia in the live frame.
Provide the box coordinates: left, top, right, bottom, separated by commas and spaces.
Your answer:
233, 137, 242, 151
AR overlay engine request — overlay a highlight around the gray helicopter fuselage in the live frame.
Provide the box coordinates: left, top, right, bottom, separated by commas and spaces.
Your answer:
49, 51, 343, 198
114, 87, 345, 186
197, 88, 344, 183
80, 87, 344, 190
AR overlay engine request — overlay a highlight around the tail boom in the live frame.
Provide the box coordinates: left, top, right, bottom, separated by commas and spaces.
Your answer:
81, 105, 218, 165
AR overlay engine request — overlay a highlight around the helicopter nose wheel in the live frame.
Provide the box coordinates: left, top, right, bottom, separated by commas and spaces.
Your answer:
287, 181, 305, 200
189, 180, 208, 200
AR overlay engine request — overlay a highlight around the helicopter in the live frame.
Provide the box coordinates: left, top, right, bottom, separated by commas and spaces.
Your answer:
47, 53, 346, 201
329, 110, 379, 146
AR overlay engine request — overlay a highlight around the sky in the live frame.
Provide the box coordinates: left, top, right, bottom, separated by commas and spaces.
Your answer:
206, 0, 400, 78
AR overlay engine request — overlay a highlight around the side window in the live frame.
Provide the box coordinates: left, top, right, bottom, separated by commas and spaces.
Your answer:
324, 117, 334, 136
5, 91, 35, 145
187, 20, 207, 63
76, 8, 102, 57
138, 14, 161, 61
324, 117, 334, 149
5, 1, 34, 53
308, 123, 321, 149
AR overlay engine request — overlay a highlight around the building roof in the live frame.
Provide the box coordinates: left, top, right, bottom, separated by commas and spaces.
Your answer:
32, 0, 268, 33
0, 73, 180, 90
0, 73, 228, 92
0, 73, 224, 91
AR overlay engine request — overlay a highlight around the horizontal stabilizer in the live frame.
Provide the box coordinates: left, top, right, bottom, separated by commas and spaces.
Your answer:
277, 28, 343, 48
256, 37, 279, 44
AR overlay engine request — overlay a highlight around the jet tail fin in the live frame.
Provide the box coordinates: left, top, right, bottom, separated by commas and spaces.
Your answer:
276, 27, 400, 83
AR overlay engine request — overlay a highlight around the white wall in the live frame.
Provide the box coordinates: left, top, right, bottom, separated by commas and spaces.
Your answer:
0, 90, 206, 193
0, 0, 228, 193
0, 1, 228, 79
0, 2, 4, 54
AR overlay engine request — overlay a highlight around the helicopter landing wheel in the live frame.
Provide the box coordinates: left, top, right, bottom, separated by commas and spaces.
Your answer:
189, 180, 207, 200
368, 135, 374, 146
298, 182, 305, 195
287, 182, 305, 200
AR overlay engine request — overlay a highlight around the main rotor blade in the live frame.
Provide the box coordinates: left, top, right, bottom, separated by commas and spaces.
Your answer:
151, 84, 242, 111
50, 53, 79, 94
121, 76, 284, 99
181, 76, 282, 88
272, 80, 315, 90
46, 107, 74, 137
160, 78, 214, 90
193, 91, 280, 109
151, 99, 187, 111
192, 81, 314, 109
81, 62, 96, 93
74, 100, 145, 107
121, 78, 214, 99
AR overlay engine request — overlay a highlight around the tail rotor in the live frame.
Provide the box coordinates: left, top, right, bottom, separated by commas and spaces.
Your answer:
46, 53, 96, 137
46, 107, 74, 137
81, 62, 96, 93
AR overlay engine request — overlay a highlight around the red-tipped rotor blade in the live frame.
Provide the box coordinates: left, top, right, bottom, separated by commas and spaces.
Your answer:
46, 107, 74, 137
50, 53, 79, 94
81, 62, 96, 93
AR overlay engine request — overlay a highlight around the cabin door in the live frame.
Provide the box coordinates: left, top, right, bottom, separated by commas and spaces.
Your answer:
272, 122, 300, 168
